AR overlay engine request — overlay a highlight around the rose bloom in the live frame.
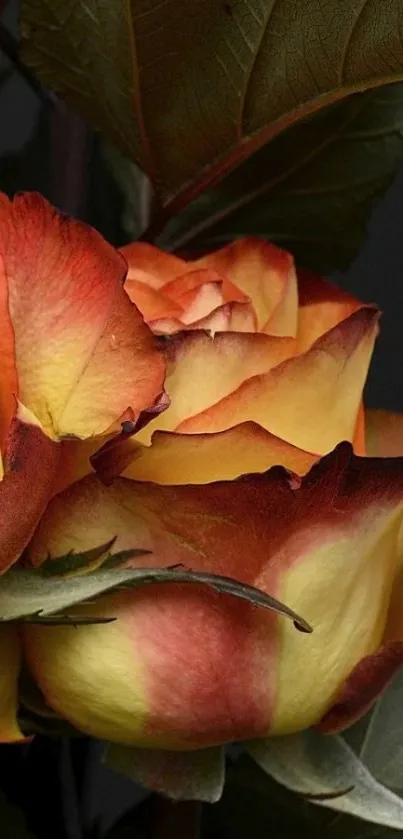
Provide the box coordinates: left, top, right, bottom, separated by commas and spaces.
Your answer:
2, 202, 403, 755
15, 232, 403, 753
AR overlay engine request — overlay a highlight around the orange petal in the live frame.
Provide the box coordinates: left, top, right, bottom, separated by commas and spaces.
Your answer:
0, 193, 165, 439
365, 409, 403, 457
121, 242, 188, 288
296, 269, 365, 352
127, 267, 249, 334
93, 423, 317, 485
177, 281, 226, 325
150, 301, 257, 336
179, 308, 378, 455
24, 444, 403, 746
0, 627, 24, 742
133, 330, 295, 443
194, 237, 298, 336
0, 412, 60, 572
163, 268, 247, 305
0, 254, 17, 449
124, 279, 184, 321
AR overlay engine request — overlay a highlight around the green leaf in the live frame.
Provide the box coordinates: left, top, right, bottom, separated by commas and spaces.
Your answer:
104, 743, 224, 802
20, 0, 403, 211
356, 664, 403, 791
39, 538, 151, 576
0, 562, 312, 629
92, 138, 153, 243
247, 730, 403, 829
158, 84, 403, 274
202, 755, 403, 839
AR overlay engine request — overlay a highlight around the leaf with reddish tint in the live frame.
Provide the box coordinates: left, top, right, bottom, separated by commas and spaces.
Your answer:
20, 1, 403, 216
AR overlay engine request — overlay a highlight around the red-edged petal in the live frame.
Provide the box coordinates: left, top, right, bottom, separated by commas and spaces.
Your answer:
0, 412, 60, 572
23, 444, 403, 746
179, 308, 378, 455
316, 641, 403, 734
132, 330, 295, 444
0, 193, 165, 439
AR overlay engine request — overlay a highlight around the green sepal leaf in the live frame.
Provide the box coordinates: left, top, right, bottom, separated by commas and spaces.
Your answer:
39, 538, 151, 577
104, 743, 225, 803
247, 729, 403, 829
0, 561, 312, 630
346, 663, 403, 791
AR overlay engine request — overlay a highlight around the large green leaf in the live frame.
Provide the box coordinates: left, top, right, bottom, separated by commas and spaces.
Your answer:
247, 730, 403, 829
20, 0, 403, 213
158, 84, 403, 274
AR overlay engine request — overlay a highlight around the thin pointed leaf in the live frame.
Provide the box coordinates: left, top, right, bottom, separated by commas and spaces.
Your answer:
40, 539, 151, 577
0, 563, 311, 630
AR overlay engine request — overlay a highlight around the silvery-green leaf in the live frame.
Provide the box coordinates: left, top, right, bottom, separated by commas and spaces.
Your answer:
39, 539, 151, 576
104, 743, 224, 803
0, 563, 311, 629
358, 664, 403, 790
247, 730, 403, 829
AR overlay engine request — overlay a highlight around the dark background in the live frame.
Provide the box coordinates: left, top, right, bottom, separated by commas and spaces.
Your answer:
2, 0, 403, 836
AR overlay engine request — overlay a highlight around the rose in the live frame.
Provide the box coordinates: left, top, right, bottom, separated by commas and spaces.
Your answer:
18, 232, 403, 756
0, 193, 165, 740
122, 237, 300, 335
119, 237, 373, 463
